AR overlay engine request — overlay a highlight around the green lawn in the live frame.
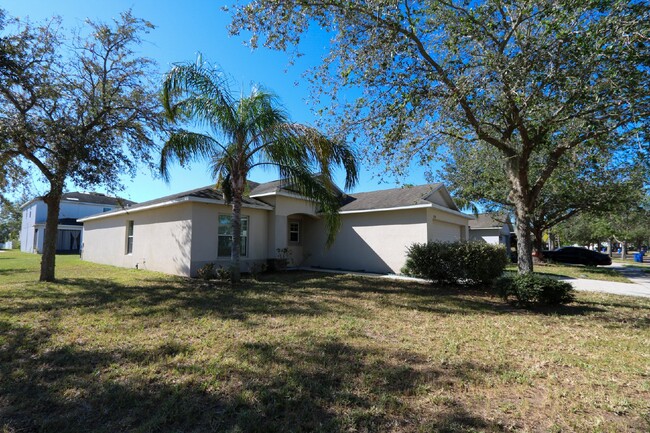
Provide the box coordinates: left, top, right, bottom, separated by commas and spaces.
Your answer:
507, 263, 632, 283
1, 251, 649, 432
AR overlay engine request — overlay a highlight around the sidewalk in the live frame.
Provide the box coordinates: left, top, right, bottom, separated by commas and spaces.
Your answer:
561, 277, 650, 298
303, 267, 650, 299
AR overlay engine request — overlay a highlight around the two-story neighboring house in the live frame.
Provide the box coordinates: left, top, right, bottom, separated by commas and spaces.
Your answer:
20, 192, 136, 254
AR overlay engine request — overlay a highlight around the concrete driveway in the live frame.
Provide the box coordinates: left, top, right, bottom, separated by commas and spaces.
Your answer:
561, 264, 650, 298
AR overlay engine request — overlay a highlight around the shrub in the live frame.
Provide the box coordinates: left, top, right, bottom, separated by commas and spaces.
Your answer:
402, 241, 508, 285
496, 273, 575, 306
249, 262, 267, 280
196, 263, 231, 281
197, 263, 216, 280
215, 266, 231, 281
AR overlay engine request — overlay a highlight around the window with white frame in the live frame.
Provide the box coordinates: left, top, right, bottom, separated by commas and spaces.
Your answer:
126, 220, 134, 254
288, 221, 300, 244
218, 215, 248, 257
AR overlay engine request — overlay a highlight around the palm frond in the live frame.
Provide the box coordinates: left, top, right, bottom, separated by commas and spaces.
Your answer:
159, 130, 221, 182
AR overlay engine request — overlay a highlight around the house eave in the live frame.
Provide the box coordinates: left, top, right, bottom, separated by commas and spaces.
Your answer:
33, 223, 82, 229
469, 226, 503, 230
77, 196, 272, 223
339, 203, 473, 219
250, 190, 315, 202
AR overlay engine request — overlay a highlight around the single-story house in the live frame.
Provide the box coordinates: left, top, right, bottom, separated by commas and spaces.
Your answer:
20, 192, 135, 254
468, 212, 513, 251
78, 181, 473, 276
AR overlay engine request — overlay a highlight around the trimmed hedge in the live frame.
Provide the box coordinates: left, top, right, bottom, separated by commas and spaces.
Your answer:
496, 273, 575, 306
402, 241, 509, 285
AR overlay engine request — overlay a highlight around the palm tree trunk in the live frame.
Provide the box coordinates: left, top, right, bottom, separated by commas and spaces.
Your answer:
230, 176, 243, 284
40, 186, 63, 282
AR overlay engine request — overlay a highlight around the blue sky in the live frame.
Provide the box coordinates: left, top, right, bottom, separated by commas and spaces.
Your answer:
4, 0, 433, 203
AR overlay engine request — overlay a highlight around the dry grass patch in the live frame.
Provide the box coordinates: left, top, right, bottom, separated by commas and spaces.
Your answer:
1, 251, 649, 432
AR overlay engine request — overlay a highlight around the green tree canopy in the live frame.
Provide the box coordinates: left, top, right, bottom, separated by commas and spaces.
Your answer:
229, 0, 650, 273
0, 10, 163, 281
160, 59, 358, 282
441, 138, 647, 252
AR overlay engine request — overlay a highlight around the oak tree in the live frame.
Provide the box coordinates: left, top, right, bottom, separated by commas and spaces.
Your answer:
0, 10, 163, 281
229, 0, 650, 273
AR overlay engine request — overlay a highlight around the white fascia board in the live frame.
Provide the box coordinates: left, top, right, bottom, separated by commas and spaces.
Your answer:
33, 223, 81, 229
430, 202, 475, 219
339, 203, 434, 214
339, 202, 474, 219
469, 226, 502, 230
250, 190, 314, 202
20, 199, 39, 210
77, 196, 273, 223
189, 196, 273, 210
77, 198, 185, 222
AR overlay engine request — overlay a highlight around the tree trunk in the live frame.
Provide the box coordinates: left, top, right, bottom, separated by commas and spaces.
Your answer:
505, 160, 535, 274
230, 176, 244, 284
621, 241, 628, 261
40, 187, 63, 282
514, 208, 534, 274
532, 227, 545, 258
607, 238, 613, 256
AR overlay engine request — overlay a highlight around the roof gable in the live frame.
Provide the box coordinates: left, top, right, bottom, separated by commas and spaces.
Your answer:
468, 212, 513, 230
340, 183, 458, 212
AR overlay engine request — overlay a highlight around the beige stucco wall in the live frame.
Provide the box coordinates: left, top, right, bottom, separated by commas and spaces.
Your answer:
303, 208, 429, 274
469, 225, 511, 249
427, 208, 469, 241
189, 202, 269, 275
82, 201, 271, 277
81, 203, 193, 276
257, 194, 318, 263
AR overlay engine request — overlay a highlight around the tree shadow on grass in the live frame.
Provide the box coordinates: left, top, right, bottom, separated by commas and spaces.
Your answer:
0, 274, 339, 321
0, 271, 624, 323
0, 268, 32, 276
0, 319, 511, 433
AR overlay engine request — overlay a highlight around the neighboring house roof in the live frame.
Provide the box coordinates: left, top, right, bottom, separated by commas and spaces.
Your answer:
78, 183, 272, 223
468, 213, 513, 230
21, 192, 136, 209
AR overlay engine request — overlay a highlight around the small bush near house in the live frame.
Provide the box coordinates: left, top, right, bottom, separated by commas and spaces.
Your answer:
197, 263, 216, 280
197, 264, 231, 281
402, 241, 508, 285
496, 273, 575, 306
215, 266, 231, 281
249, 262, 267, 280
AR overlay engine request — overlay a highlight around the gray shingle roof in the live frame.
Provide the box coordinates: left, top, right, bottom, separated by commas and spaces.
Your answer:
339, 184, 444, 212
249, 179, 286, 196
61, 192, 136, 207
93, 182, 270, 217
22, 192, 136, 209
468, 213, 512, 229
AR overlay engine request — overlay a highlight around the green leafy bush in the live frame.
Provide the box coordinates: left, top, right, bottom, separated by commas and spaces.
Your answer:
402, 241, 508, 285
496, 273, 575, 306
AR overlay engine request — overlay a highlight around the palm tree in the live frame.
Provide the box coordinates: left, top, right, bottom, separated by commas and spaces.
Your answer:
160, 59, 358, 283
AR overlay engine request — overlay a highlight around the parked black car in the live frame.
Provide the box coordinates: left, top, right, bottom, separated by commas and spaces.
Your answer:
542, 247, 612, 266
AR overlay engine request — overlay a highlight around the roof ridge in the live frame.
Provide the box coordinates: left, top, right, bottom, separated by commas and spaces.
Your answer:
348, 183, 442, 197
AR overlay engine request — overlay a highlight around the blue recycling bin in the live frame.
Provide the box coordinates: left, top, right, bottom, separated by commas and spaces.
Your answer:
634, 253, 644, 263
